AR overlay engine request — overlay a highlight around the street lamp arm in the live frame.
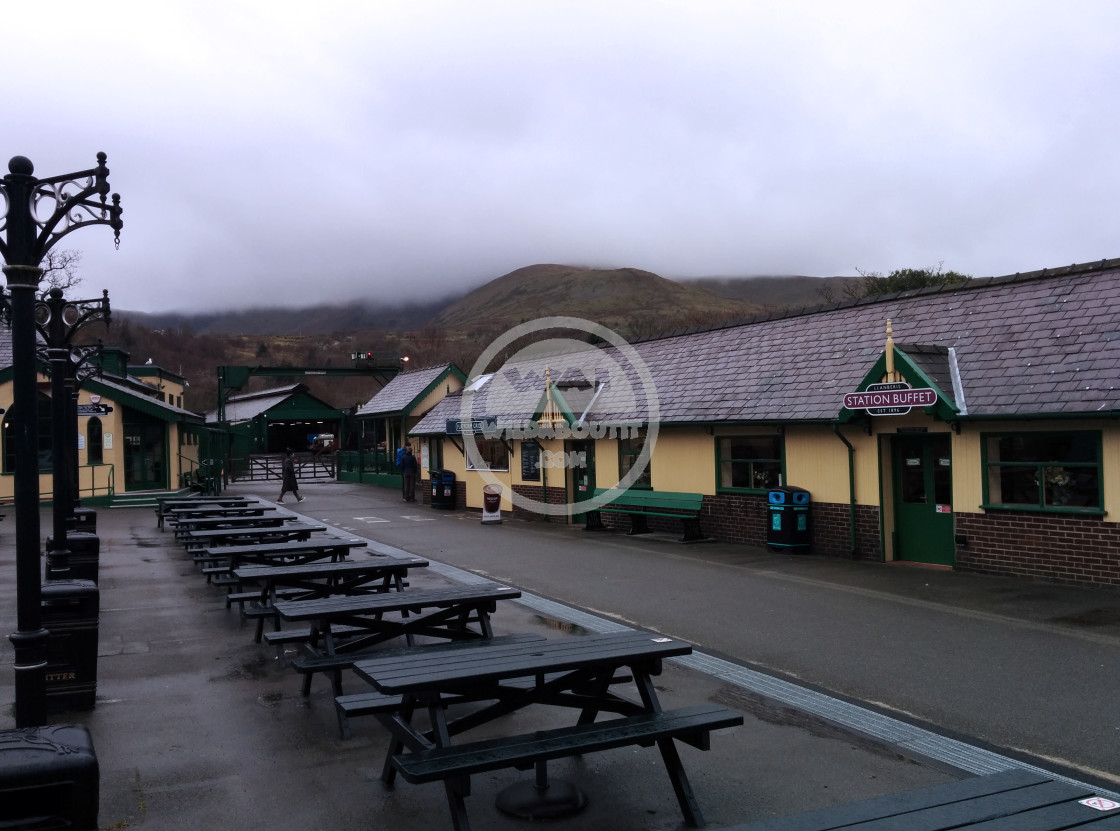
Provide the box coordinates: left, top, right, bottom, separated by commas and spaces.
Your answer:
31, 182, 122, 259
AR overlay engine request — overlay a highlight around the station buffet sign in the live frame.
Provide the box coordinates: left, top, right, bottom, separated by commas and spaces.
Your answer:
843, 382, 936, 416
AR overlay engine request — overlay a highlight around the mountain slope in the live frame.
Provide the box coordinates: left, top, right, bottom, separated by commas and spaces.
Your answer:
433, 264, 766, 333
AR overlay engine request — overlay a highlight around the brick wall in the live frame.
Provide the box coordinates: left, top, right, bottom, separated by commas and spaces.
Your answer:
596, 493, 879, 560
955, 511, 1120, 587
511, 484, 567, 519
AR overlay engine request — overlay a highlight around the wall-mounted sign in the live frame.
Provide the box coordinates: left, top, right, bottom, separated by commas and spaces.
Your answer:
843, 381, 936, 416
446, 416, 497, 435
77, 403, 114, 416
521, 441, 541, 481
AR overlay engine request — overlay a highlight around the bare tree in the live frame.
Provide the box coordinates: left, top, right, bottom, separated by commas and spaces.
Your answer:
39, 249, 84, 298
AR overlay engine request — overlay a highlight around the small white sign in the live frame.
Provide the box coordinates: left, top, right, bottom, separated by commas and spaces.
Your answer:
1080, 797, 1120, 811
104, 433, 113, 450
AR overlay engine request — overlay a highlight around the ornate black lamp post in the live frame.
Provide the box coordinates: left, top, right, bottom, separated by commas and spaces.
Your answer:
35, 288, 110, 578
0, 153, 121, 727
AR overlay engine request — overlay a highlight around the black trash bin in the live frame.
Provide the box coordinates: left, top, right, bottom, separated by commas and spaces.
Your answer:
767, 486, 811, 552
438, 470, 457, 510
0, 723, 99, 830
69, 507, 97, 534
46, 532, 100, 583
429, 470, 444, 508
41, 579, 99, 713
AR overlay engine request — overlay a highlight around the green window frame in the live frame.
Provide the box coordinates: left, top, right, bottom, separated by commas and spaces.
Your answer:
618, 436, 651, 489
427, 438, 443, 472
981, 431, 1103, 515
716, 434, 783, 493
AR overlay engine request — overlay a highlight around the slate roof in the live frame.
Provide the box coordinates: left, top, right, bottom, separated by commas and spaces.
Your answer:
205, 384, 305, 423
92, 375, 203, 422
411, 258, 1120, 434
356, 364, 458, 417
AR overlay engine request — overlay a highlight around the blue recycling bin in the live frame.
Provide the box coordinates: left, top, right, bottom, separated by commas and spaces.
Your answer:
767, 486, 811, 552
429, 470, 444, 508
438, 470, 457, 510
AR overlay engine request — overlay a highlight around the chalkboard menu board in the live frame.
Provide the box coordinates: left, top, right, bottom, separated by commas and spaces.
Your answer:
521, 441, 541, 481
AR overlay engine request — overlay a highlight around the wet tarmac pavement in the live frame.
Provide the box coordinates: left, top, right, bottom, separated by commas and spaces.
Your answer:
0, 481, 1116, 829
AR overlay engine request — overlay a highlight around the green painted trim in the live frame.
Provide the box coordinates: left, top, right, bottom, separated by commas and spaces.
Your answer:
712, 432, 786, 494
84, 378, 205, 424
979, 428, 1104, 512
979, 503, 1106, 518
956, 411, 1120, 422
838, 348, 958, 424
876, 434, 888, 562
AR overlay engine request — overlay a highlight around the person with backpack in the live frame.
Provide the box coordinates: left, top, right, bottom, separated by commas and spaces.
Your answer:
400, 445, 419, 502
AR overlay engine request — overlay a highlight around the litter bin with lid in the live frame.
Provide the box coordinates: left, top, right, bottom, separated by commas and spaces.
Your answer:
46, 532, 100, 583
767, 486, 811, 552
41, 578, 99, 712
429, 469, 444, 508
438, 471, 457, 510
0, 723, 99, 829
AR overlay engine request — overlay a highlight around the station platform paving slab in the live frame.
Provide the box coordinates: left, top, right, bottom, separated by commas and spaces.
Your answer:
0, 481, 1115, 829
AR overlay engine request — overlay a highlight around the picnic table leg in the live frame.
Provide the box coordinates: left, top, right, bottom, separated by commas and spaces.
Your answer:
633, 669, 707, 827
476, 607, 494, 639
425, 698, 476, 831
380, 697, 417, 787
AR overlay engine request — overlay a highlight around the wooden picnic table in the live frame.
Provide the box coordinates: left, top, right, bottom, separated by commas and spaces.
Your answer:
180, 522, 326, 550
157, 497, 259, 528
722, 768, 1120, 830
351, 629, 743, 831
273, 583, 522, 697
198, 538, 367, 570
164, 505, 277, 526
172, 514, 298, 535
233, 555, 430, 642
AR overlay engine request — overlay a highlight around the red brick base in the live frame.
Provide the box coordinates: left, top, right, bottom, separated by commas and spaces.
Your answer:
954, 510, 1120, 587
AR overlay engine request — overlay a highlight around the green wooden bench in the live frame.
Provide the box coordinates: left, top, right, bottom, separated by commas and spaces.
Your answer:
585, 488, 706, 542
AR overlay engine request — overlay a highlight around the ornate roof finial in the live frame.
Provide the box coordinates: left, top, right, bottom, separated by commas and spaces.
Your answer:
884, 319, 897, 382
538, 366, 565, 430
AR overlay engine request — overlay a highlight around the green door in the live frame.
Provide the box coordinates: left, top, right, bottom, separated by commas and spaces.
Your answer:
893, 434, 954, 565
123, 420, 167, 492
567, 440, 596, 523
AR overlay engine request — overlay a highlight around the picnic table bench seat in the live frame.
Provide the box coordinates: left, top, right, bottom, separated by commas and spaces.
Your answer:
391, 703, 742, 783
585, 488, 706, 542
720, 768, 1120, 830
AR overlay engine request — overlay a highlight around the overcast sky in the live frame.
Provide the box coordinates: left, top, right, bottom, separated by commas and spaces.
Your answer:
4, 1, 1118, 313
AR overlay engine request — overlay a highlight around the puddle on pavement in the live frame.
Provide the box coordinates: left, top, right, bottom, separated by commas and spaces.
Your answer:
257, 692, 284, 708
713, 686, 918, 764
532, 615, 588, 636
211, 655, 272, 682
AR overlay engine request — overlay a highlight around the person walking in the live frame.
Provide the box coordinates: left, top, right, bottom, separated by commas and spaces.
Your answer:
400, 444, 418, 502
278, 448, 304, 503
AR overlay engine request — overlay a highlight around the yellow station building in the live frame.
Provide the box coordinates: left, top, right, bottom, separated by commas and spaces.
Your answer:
412, 258, 1120, 588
